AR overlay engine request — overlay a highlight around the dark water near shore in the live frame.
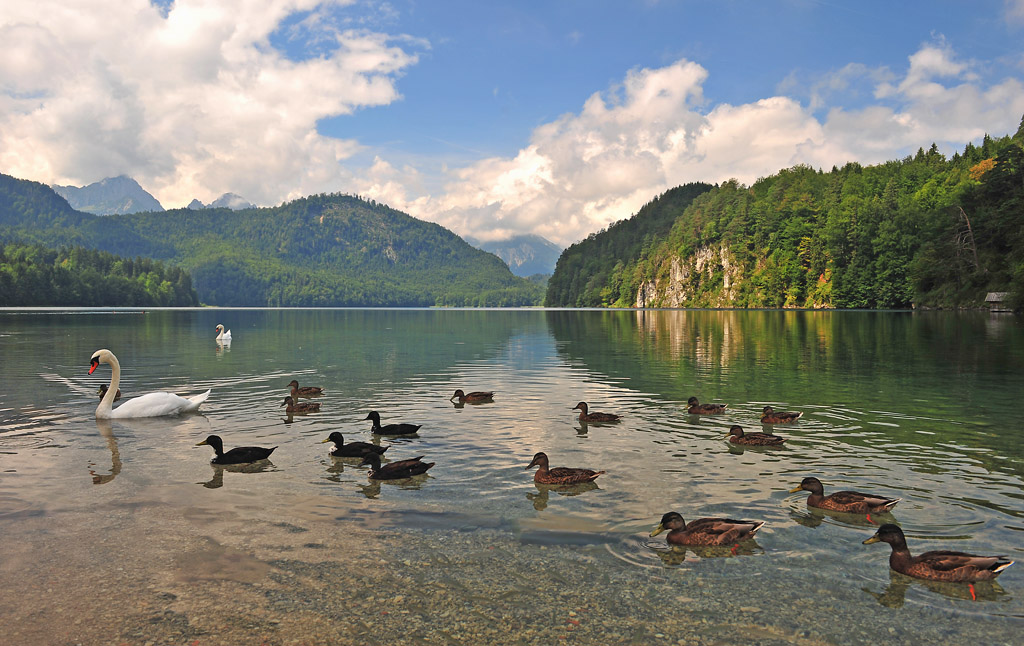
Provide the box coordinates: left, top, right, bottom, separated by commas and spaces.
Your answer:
0, 308, 1021, 645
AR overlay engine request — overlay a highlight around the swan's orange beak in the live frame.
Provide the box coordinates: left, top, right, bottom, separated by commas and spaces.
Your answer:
89, 358, 99, 374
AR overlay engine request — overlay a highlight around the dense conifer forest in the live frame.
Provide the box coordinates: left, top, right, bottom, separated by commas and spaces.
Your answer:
547, 118, 1024, 310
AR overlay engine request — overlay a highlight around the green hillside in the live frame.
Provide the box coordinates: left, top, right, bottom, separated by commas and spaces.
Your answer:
547, 119, 1024, 310
0, 177, 543, 306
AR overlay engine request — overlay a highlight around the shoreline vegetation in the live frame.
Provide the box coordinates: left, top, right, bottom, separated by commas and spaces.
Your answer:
2, 117, 1022, 311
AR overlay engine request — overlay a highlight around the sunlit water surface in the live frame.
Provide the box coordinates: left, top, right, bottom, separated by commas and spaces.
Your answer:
1, 308, 1022, 644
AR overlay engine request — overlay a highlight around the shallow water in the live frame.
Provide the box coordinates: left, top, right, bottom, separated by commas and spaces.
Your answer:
0, 308, 1021, 645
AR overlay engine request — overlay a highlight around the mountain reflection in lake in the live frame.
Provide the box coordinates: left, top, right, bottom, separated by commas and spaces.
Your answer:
0, 308, 1021, 644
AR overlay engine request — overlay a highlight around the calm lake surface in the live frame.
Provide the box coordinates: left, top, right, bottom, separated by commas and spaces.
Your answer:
1, 308, 1022, 645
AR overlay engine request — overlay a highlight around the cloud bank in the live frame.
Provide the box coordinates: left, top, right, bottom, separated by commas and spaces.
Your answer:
2, 2, 1023, 247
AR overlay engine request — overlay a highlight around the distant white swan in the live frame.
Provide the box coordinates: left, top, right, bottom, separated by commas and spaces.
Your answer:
215, 324, 232, 343
90, 349, 211, 419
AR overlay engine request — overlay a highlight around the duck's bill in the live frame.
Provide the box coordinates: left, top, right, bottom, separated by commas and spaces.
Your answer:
863, 535, 881, 544
196, 440, 209, 446
649, 523, 666, 537
788, 486, 803, 493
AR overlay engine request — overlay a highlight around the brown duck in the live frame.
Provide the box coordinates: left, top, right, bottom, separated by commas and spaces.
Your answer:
761, 405, 802, 424
650, 511, 765, 546
98, 384, 121, 401
790, 477, 900, 514
573, 402, 620, 423
727, 425, 785, 446
287, 379, 324, 398
863, 524, 1014, 582
450, 389, 494, 403
282, 396, 321, 413
687, 396, 727, 414
526, 452, 604, 485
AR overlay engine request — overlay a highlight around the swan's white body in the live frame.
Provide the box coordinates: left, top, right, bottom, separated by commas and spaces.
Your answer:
90, 349, 210, 419
215, 324, 232, 343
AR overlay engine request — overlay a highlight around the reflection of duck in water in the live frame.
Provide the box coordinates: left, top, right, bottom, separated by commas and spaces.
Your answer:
790, 477, 901, 515
572, 402, 620, 423
760, 405, 802, 424
863, 568, 1009, 608
525, 452, 604, 485
654, 540, 764, 565
198, 461, 273, 489
196, 434, 277, 465
650, 511, 764, 546
526, 480, 600, 511
789, 505, 895, 530
726, 425, 785, 446
450, 389, 494, 404
687, 396, 727, 415
863, 524, 1014, 582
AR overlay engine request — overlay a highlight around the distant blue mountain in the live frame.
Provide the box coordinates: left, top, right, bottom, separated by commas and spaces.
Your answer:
188, 193, 256, 210
467, 234, 562, 277
52, 175, 164, 215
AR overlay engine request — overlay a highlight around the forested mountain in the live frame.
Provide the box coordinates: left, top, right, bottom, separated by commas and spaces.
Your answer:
546, 182, 714, 306
0, 176, 543, 306
547, 120, 1024, 310
52, 176, 164, 215
0, 242, 198, 306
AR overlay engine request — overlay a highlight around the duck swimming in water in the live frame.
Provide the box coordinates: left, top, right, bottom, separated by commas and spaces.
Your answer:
287, 379, 324, 398
196, 434, 276, 465
282, 396, 321, 414
790, 477, 900, 514
761, 405, 802, 424
525, 451, 604, 485
98, 383, 121, 401
364, 411, 421, 435
726, 425, 785, 446
359, 452, 433, 480
450, 389, 494, 403
321, 431, 388, 458
863, 524, 1013, 582
572, 402, 620, 423
687, 396, 727, 415
650, 511, 765, 546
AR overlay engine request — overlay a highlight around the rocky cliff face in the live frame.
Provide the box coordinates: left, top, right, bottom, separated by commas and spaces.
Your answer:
635, 244, 743, 307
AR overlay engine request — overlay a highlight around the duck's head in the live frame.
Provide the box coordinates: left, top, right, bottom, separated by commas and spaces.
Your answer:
762, 406, 775, 415
196, 435, 224, 453
359, 452, 382, 468
525, 452, 549, 470
687, 397, 699, 406
287, 379, 300, 388
451, 389, 466, 400
322, 431, 344, 445
726, 425, 745, 439
572, 402, 589, 413
364, 411, 381, 422
790, 476, 824, 494
863, 523, 907, 547
281, 396, 294, 407
650, 511, 685, 536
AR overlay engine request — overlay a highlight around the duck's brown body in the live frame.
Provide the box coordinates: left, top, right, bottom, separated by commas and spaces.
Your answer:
98, 384, 121, 401
288, 379, 324, 398
761, 405, 802, 424
451, 389, 494, 403
650, 511, 764, 546
727, 425, 785, 446
864, 524, 1013, 582
572, 402, 620, 423
282, 396, 321, 413
687, 397, 727, 415
791, 477, 900, 514
526, 452, 604, 485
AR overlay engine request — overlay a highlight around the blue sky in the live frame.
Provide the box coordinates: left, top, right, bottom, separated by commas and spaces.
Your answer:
2, 1, 1024, 246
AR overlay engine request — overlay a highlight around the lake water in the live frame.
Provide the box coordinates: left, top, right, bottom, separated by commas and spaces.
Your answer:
1, 308, 1021, 645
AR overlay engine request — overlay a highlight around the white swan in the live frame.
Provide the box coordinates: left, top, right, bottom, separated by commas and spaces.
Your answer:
215, 324, 232, 343
90, 349, 211, 419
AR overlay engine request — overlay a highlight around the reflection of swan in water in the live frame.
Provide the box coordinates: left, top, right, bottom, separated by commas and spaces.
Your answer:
526, 481, 600, 511
215, 324, 232, 343
90, 349, 210, 419
90, 419, 122, 485
198, 461, 274, 489
863, 569, 1009, 608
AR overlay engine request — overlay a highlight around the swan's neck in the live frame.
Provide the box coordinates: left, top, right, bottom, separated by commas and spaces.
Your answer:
96, 354, 121, 417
